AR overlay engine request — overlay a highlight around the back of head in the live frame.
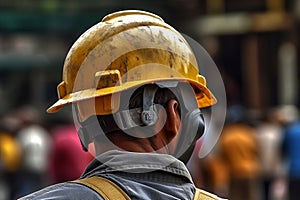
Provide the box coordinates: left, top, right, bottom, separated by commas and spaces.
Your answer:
47, 10, 217, 163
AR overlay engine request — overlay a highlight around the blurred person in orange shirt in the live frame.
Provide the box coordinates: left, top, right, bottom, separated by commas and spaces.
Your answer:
188, 137, 229, 197
0, 131, 21, 174
202, 152, 229, 197
0, 129, 22, 200
219, 105, 261, 200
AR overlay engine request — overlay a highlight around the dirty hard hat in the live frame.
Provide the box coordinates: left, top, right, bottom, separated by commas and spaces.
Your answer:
47, 10, 217, 122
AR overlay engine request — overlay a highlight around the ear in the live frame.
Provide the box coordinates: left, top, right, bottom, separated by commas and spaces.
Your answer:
164, 99, 181, 138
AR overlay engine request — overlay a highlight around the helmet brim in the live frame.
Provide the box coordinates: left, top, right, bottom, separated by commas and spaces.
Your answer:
47, 78, 217, 113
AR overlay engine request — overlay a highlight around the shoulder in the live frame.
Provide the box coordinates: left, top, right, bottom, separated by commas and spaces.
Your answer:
18, 182, 104, 200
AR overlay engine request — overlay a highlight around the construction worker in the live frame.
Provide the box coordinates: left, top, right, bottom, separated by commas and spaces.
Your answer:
19, 10, 225, 200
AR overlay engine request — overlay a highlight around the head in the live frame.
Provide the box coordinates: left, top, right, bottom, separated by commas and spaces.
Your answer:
47, 10, 217, 163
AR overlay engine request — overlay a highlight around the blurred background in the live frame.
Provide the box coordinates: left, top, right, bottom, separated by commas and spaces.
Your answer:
0, 0, 300, 199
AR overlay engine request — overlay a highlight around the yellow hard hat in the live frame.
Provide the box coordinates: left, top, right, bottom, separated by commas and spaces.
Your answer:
47, 10, 217, 121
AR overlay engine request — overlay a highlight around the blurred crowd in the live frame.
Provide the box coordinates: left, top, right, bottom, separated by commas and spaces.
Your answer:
0, 105, 93, 200
0, 104, 300, 200
188, 104, 300, 200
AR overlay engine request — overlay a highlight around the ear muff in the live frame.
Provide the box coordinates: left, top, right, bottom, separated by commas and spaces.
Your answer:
175, 108, 205, 163
162, 82, 205, 163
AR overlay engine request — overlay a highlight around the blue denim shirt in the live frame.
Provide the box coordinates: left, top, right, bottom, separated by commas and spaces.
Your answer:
19, 150, 196, 200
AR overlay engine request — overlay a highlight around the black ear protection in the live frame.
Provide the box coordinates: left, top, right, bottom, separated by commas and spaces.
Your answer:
175, 108, 205, 163
167, 82, 205, 163
141, 82, 205, 163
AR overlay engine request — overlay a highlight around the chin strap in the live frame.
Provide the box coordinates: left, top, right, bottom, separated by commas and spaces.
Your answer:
141, 85, 158, 126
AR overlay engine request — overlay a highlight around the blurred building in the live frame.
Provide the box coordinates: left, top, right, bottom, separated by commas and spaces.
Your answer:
0, 0, 299, 116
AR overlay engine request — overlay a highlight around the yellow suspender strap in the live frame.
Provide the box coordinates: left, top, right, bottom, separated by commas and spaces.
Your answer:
73, 176, 220, 200
194, 188, 219, 200
72, 176, 130, 200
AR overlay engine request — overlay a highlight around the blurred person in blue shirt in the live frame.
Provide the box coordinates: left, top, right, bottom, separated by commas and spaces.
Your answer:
281, 106, 300, 200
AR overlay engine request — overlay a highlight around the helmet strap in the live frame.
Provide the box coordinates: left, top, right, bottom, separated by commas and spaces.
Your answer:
141, 85, 158, 126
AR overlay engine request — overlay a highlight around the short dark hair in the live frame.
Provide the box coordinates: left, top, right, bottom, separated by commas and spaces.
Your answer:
127, 84, 180, 112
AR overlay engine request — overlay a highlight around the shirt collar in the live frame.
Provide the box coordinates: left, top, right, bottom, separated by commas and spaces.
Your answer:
81, 150, 193, 183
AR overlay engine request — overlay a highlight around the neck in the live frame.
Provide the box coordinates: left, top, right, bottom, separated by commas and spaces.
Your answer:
94, 131, 170, 155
